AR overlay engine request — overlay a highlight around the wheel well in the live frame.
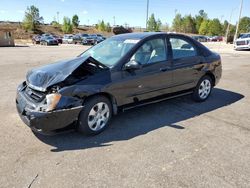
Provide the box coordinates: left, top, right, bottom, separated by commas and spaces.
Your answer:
86, 92, 118, 115
205, 72, 216, 86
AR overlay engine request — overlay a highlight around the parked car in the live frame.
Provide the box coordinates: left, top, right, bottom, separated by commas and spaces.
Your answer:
96, 34, 106, 43
52, 35, 63, 44
42, 33, 53, 37
32, 35, 41, 44
210, 36, 223, 42
80, 34, 89, 40
234, 33, 250, 50
16, 32, 222, 135
62, 35, 74, 44
84, 34, 97, 45
192, 35, 208, 42
82, 34, 106, 45
40, 36, 58, 45
72, 35, 83, 44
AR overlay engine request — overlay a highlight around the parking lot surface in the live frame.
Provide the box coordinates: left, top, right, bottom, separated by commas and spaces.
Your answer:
0, 44, 249, 188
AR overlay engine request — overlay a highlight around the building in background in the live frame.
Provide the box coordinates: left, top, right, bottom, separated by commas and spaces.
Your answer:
0, 29, 15, 47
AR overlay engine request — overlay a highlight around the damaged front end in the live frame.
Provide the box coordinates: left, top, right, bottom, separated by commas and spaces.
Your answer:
16, 81, 83, 133
16, 56, 108, 134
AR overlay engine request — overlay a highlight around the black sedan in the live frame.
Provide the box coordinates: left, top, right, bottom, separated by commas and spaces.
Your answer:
40, 36, 59, 46
32, 35, 41, 44
16, 32, 222, 135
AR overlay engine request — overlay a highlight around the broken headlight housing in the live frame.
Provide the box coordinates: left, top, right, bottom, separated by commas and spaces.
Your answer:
45, 93, 61, 112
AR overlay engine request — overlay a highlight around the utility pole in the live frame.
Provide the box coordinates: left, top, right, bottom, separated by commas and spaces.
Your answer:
113, 16, 116, 26
225, 8, 235, 43
146, 0, 149, 30
57, 12, 59, 23
234, 0, 244, 42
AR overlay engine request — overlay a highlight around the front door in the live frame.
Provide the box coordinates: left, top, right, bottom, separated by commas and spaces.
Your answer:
111, 38, 173, 105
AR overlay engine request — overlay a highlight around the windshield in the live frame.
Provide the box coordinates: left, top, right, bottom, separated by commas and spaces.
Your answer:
239, 34, 250, 39
80, 37, 139, 67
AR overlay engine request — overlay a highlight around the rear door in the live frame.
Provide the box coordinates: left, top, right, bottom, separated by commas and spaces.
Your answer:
169, 36, 205, 92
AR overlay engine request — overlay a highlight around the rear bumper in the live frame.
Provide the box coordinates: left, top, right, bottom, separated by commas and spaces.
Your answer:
16, 90, 83, 134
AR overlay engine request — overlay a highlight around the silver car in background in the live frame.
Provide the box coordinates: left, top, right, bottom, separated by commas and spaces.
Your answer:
234, 33, 250, 50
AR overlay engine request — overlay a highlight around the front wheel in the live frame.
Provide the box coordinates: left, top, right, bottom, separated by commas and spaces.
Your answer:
77, 96, 112, 135
193, 76, 213, 102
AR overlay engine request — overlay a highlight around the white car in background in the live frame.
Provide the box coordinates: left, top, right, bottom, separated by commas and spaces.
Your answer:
62, 35, 74, 44
234, 33, 250, 50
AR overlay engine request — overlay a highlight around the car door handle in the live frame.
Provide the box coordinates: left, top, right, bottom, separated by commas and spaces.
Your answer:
160, 67, 170, 72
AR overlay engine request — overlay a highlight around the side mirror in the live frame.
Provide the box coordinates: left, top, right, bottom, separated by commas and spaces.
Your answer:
123, 60, 141, 71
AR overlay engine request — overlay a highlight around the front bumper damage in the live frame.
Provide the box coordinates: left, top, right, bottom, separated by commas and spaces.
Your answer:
16, 85, 83, 134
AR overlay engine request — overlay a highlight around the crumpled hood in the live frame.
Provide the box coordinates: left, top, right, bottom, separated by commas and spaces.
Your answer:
26, 56, 90, 92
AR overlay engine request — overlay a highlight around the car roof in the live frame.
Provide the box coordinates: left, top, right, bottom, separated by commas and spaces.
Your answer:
111, 32, 191, 40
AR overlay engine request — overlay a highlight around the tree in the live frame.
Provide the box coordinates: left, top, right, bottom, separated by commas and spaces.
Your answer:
106, 22, 112, 32
155, 19, 162, 31
22, 5, 43, 31
162, 23, 170, 32
238, 17, 250, 34
208, 19, 223, 36
182, 15, 196, 33
147, 14, 161, 31
199, 20, 210, 35
195, 10, 208, 32
113, 26, 132, 35
172, 13, 183, 32
98, 20, 106, 31
51, 16, 60, 27
61, 17, 73, 33
72, 14, 80, 28
223, 20, 229, 34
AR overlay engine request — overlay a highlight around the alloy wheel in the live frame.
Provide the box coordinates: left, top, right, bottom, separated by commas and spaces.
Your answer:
198, 79, 211, 99
87, 102, 110, 131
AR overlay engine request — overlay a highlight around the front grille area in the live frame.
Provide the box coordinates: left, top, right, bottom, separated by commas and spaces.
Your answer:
25, 86, 46, 102
236, 41, 246, 46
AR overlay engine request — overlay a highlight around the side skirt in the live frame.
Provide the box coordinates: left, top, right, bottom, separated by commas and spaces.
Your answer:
121, 90, 194, 112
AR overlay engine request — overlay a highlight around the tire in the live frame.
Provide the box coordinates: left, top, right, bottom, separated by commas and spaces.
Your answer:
77, 95, 112, 135
192, 75, 213, 102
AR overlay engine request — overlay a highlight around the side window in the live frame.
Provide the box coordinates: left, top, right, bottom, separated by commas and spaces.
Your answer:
131, 38, 167, 65
170, 38, 197, 59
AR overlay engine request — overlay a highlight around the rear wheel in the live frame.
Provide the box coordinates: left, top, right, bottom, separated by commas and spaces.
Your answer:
193, 76, 213, 102
77, 96, 112, 135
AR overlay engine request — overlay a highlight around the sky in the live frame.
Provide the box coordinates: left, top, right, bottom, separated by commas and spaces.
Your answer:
0, 0, 249, 27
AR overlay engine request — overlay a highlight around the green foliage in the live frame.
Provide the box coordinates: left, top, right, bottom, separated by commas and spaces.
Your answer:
172, 13, 183, 32
199, 20, 210, 35
182, 15, 196, 33
61, 17, 73, 33
223, 20, 229, 34
106, 22, 112, 32
161, 23, 170, 31
22, 5, 43, 31
51, 21, 60, 27
98, 20, 106, 31
208, 19, 223, 36
96, 20, 112, 32
147, 14, 162, 31
195, 10, 208, 32
72, 14, 80, 28
238, 17, 250, 34
171, 10, 233, 36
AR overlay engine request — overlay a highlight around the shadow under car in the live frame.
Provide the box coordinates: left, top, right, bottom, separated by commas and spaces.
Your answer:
34, 88, 244, 152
